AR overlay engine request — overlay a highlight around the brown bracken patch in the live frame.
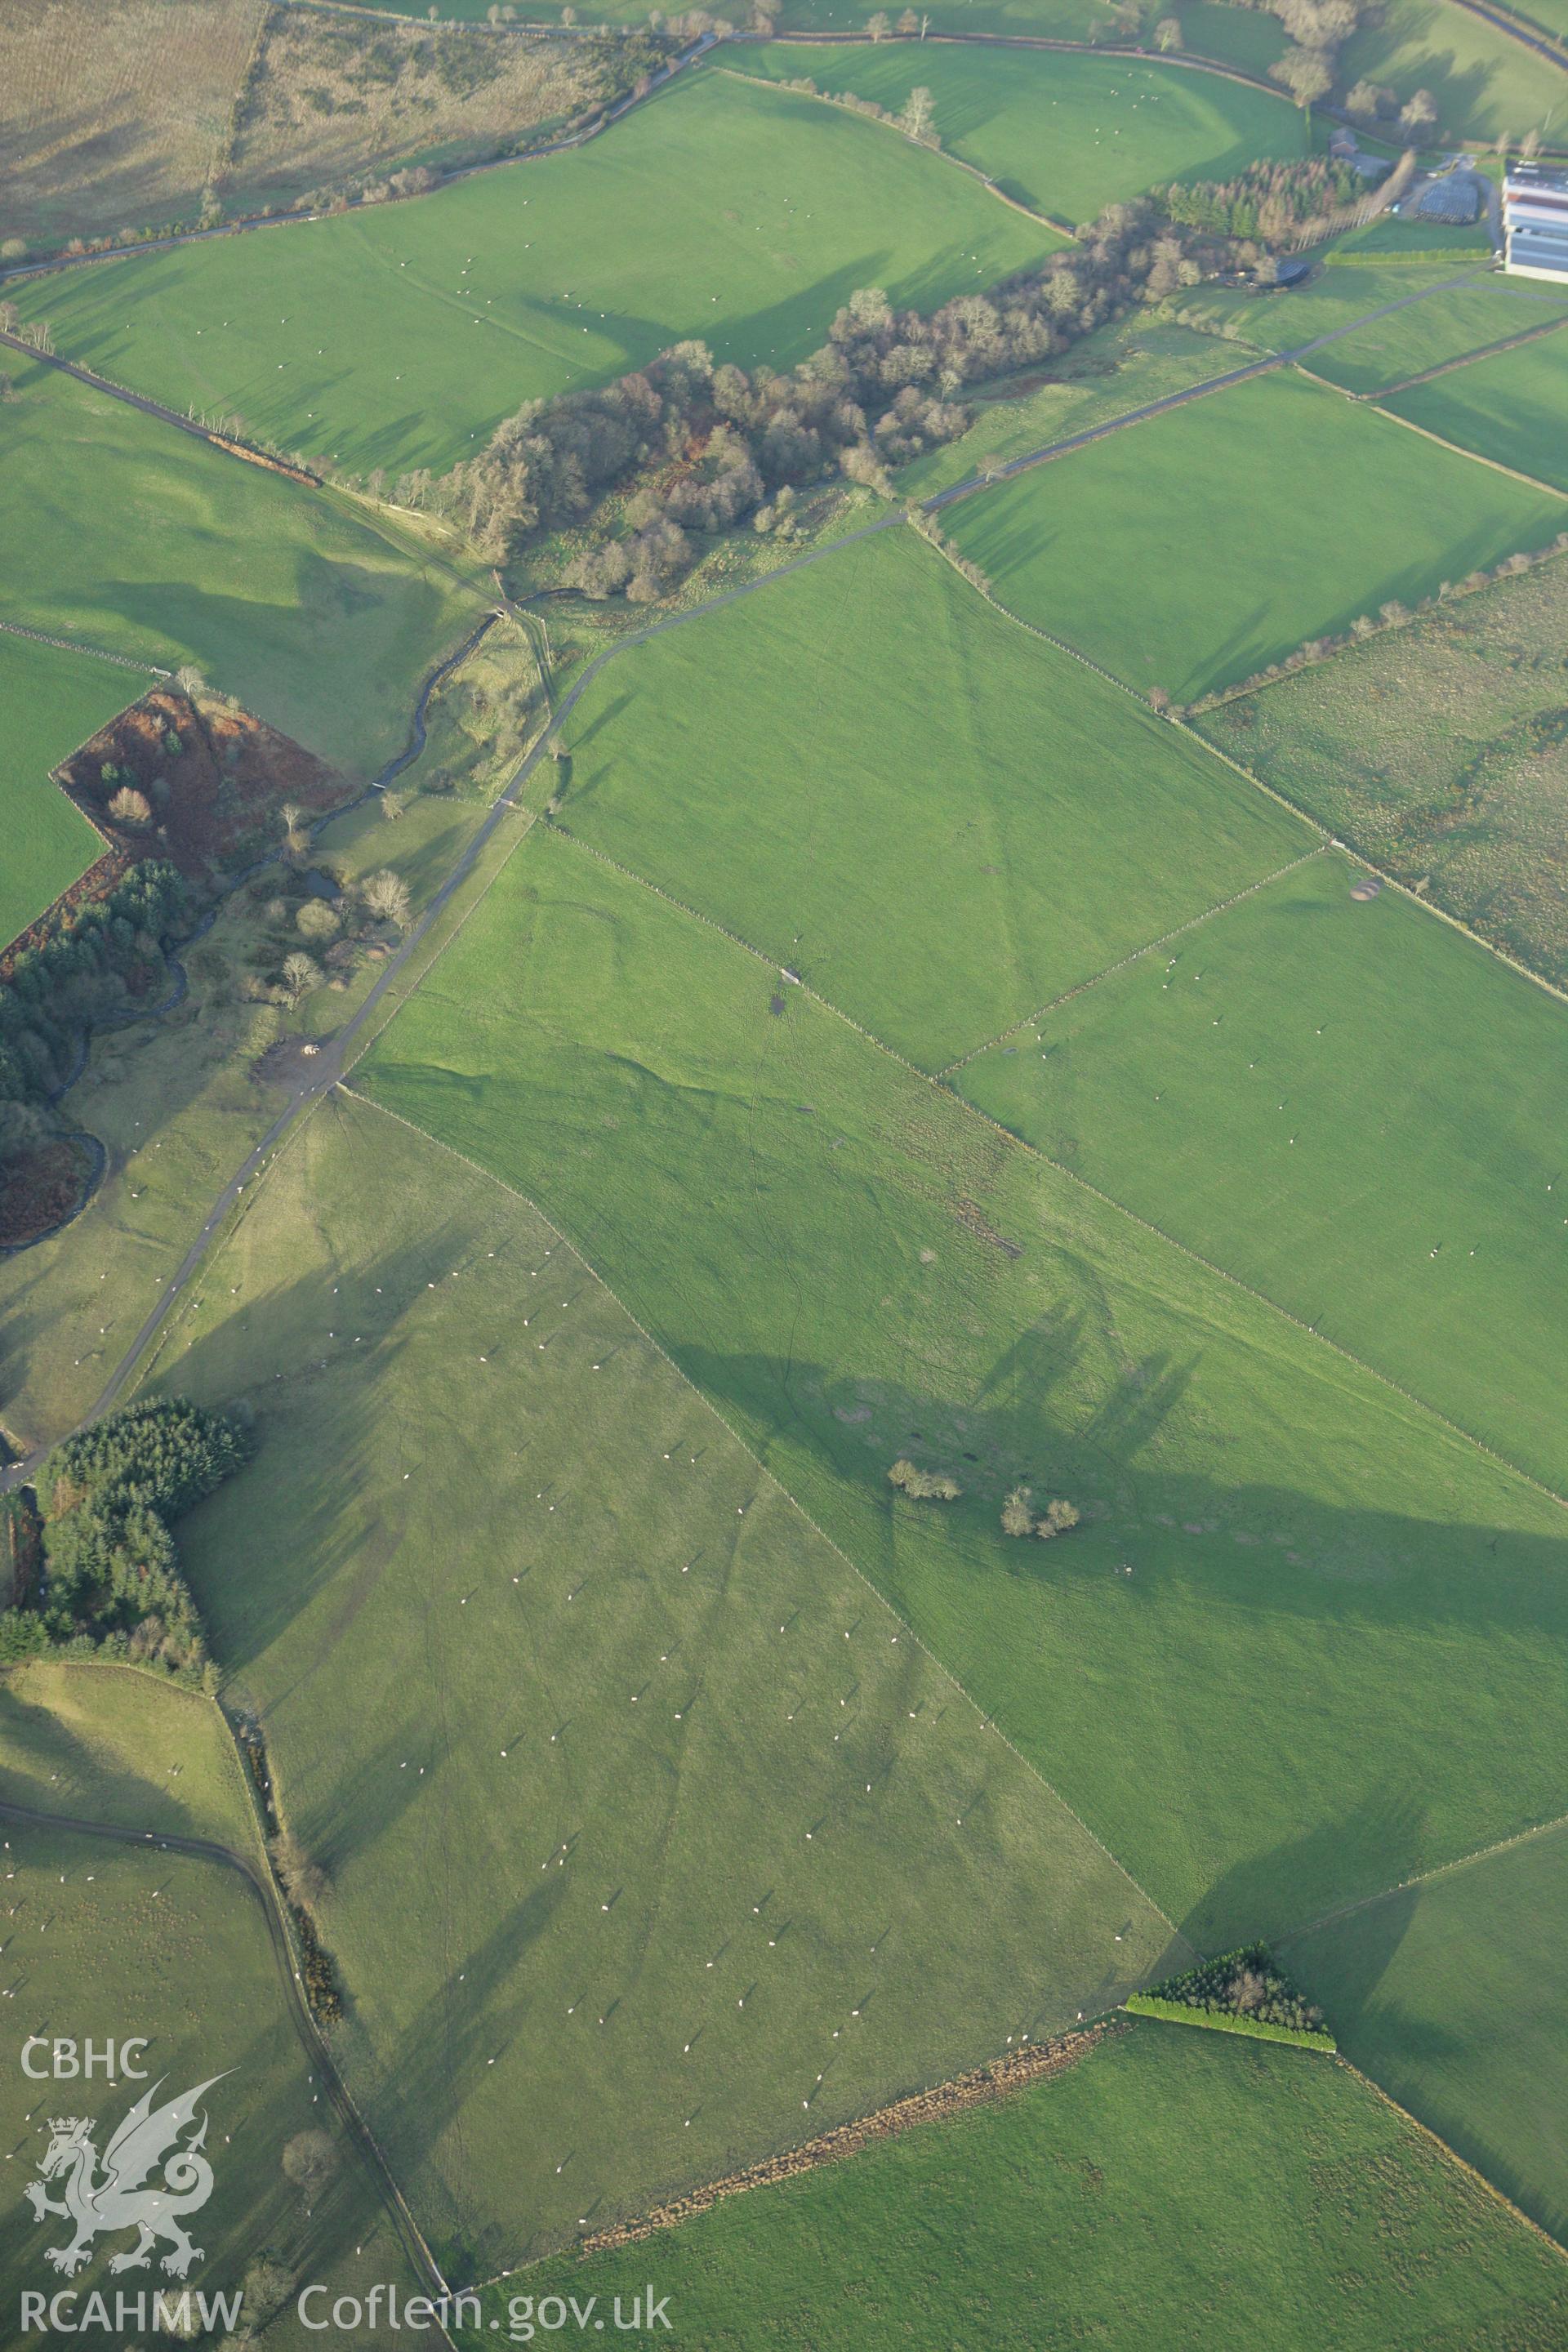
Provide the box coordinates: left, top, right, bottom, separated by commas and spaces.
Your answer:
57, 688, 348, 886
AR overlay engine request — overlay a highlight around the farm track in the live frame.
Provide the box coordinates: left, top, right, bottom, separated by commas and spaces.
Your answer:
8, 166, 1568, 2274
0, 257, 1512, 1491
524, 804, 1568, 1528
1356, 309, 1568, 400
2, 13, 1552, 327
0, 1793, 457, 2332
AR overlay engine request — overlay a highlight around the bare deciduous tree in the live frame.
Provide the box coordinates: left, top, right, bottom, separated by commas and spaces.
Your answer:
361, 868, 412, 929
281, 2130, 338, 2201
281, 951, 320, 1006
1001, 1485, 1036, 1538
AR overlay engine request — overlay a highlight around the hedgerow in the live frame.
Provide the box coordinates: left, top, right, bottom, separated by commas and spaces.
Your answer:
1126, 1993, 1337, 2049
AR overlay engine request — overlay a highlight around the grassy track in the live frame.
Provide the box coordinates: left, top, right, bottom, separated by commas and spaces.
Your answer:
13, 71, 1054, 479
358, 827, 1568, 1950
144, 1086, 1175, 2274
0, 1662, 256, 1850
1287, 276, 1568, 394
941, 368, 1567, 701
959, 849, 1568, 1496
902, 315, 1238, 495
474, 2021, 1568, 2347
0, 633, 131, 947
1385, 327, 1568, 491
1284, 1825, 1568, 2246
556, 528, 1312, 1067
0, 359, 483, 777
0, 1820, 415, 2337
0, 733, 525, 1461
1195, 557, 1568, 991
737, 42, 1308, 220
1177, 256, 1490, 354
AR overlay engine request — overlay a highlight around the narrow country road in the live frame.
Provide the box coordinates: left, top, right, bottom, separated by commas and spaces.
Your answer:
0, 1795, 451, 2320
0, 261, 1490, 1496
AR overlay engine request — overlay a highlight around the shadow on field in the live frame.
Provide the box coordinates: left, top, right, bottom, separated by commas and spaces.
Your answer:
359, 1877, 569, 2283
168, 1222, 492, 1673
1192, 1789, 1428, 1958
677, 1339, 1568, 1642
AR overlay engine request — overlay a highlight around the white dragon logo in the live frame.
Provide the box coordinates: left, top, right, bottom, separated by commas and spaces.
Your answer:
24, 2074, 229, 2279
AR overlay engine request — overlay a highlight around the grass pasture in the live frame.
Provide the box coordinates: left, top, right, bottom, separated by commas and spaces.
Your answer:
1195, 555, 1568, 991
0, 1660, 256, 1849
359, 826, 1568, 1949
959, 849, 1568, 1498
1385, 326, 1568, 492
0, 357, 484, 777
556, 528, 1312, 1067
1297, 275, 1568, 396
14, 70, 1055, 479
737, 44, 1307, 223
1284, 1824, 1568, 2246
0, 1820, 418, 2343
1175, 255, 1490, 355
142, 1085, 1177, 2274
1340, 0, 1568, 140
0, 631, 132, 949
476, 2022, 1568, 2350
941, 368, 1567, 701
902, 314, 1239, 496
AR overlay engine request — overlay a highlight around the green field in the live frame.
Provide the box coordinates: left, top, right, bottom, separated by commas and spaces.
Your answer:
941, 368, 1567, 700
358, 826, 1568, 1951
902, 314, 1239, 495
1386, 326, 1568, 491
145, 1085, 1175, 2274
0, 633, 134, 949
1341, 0, 1568, 140
472, 2021, 1568, 2349
1298, 277, 1568, 395
0, 1661, 256, 1847
556, 528, 1312, 1067
738, 43, 1307, 221
960, 849, 1568, 1495
14, 71, 1054, 479
0, 1819, 415, 2343
1196, 556, 1568, 991
1176, 254, 1491, 354
1284, 1825, 1568, 2246
1330, 209, 1494, 255
0, 358, 483, 777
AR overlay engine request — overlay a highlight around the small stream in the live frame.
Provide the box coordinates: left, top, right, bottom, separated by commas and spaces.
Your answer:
2, 615, 497, 1255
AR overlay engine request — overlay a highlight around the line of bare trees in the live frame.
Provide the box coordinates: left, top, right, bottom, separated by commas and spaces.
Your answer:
405, 197, 1208, 599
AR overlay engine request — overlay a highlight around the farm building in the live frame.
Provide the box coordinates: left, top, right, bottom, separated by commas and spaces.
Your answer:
1414, 170, 1484, 225
1503, 163, 1568, 283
